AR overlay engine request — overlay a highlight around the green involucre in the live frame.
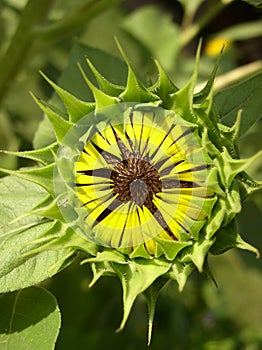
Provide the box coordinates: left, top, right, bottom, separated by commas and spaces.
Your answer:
1, 42, 261, 344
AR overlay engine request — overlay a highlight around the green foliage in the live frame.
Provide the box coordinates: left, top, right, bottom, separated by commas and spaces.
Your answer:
0, 1, 261, 349
215, 72, 262, 135
242, 0, 262, 8
122, 6, 180, 72
0, 176, 76, 293
0, 287, 61, 350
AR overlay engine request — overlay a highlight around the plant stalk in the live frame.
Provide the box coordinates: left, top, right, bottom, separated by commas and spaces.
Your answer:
180, 0, 226, 47
0, 0, 54, 107
0, 0, 122, 108
196, 60, 262, 92
34, 0, 122, 43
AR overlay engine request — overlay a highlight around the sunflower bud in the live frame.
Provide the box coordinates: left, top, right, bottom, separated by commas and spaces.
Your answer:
7, 41, 260, 344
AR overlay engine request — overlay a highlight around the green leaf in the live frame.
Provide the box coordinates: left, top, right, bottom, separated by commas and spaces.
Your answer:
0, 221, 76, 293
210, 218, 259, 257
40, 71, 95, 124
166, 261, 194, 291
151, 59, 178, 109
116, 39, 160, 103
0, 220, 55, 280
0, 143, 58, 166
0, 164, 55, 195
155, 238, 193, 261
112, 258, 171, 332
214, 72, 262, 135
88, 262, 116, 288
85, 57, 124, 97
122, 5, 180, 71
143, 278, 169, 345
30, 194, 65, 222
31, 94, 73, 144
241, 0, 262, 8
210, 219, 239, 255
180, 237, 215, 272
170, 40, 202, 122
193, 49, 222, 103
0, 287, 61, 350
205, 200, 225, 239
33, 41, 128, 148
214, 147, 262, 189
83, 249, 128, 264
177, 0, 207, 13
190, 239, 215, 272
55, 40, 128, 101
0, 176, 46, 232
236, 235, 260, 258
33, 117, 56, 149
214, 20, 262, 41
0, 176, 75, 292
78, 63, 120, 109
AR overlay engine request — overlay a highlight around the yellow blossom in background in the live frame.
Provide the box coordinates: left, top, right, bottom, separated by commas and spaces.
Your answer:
205, 37, 231, 56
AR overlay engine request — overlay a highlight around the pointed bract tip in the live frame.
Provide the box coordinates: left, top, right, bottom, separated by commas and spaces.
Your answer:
147, 319, 153, 346
114, 36, 131, 66
196, 38, 203, 57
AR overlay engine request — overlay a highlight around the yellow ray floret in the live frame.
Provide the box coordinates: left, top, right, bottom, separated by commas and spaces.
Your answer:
75, 107, 213, 252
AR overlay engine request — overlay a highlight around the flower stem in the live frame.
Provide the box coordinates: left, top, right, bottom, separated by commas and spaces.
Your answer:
0, 0, 122, 108
34, 0, 122, 43
180, 0, 226, 47
196, 60, 262, 92
0, 0, 54, 106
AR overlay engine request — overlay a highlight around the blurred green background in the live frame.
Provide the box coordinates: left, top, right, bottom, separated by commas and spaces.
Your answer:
0, 0, 261, 349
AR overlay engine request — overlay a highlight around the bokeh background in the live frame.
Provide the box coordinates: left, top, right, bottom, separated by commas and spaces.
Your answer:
0, 0, 261, 349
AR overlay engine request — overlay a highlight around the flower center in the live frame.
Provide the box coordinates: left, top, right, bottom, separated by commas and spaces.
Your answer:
111, 156, 162, 207
74, 107, 212, 250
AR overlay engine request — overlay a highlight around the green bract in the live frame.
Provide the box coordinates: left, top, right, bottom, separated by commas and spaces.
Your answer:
0, 41, 261, 344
